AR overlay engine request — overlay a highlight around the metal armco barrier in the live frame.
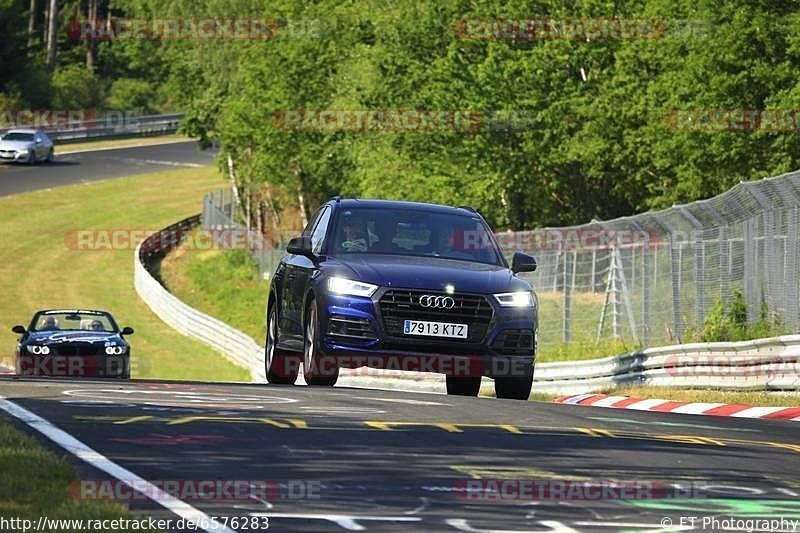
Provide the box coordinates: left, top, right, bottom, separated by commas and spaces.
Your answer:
1, 113, 184, 142
134, 215, 264, 382
134, 217, 800, 394
532, 337, 800, 395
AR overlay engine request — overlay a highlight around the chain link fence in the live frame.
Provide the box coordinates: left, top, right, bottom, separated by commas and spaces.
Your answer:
205, 170, 800, 350
512, 170, 800, 349
202, 189, 289, 279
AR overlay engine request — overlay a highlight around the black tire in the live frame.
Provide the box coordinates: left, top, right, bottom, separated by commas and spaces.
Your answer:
46, 148, 54, 163
265, 304, 297, 384
494, 375, 533, 400
28, 150, 36, 165
303, 298, 338, 386
446, 376, 481, 397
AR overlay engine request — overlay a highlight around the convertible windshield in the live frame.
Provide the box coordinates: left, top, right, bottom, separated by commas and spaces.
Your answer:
2, 132, 34, 142
328, 207, 504, 265
30, 312, 118, 332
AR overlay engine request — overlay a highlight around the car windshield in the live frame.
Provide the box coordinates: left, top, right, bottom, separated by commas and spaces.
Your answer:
2, 132, 34, 142
30, 312, 118, 332
328, 207, 504, 265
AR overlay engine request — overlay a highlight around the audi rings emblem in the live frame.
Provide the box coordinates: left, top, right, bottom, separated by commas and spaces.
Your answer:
418, 295, 456, 309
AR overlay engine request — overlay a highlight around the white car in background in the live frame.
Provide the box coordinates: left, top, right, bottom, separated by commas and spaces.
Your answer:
0, 129, 54, 164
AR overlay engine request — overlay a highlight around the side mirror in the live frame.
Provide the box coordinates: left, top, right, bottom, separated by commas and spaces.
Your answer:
11, 325, 26, 334
511, 252, 537, 273
121, 326, 134, 335
286, 235, 315, 258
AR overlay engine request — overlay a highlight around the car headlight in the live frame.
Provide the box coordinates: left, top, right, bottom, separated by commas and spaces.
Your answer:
27, 345, 50, 355
493, 291, 535, 307
328, 277, 378, 297
105, 346, 125, 355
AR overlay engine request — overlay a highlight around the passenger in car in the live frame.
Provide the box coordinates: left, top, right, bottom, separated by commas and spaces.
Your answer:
40, 316, 59, 330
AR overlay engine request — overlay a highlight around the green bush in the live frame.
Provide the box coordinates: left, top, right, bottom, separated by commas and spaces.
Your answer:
50, 65, 104, 109
107, 78, 156, 113
700, 289, 782, 342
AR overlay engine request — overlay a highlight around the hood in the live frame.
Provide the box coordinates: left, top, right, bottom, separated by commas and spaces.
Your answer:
27, 330, 125, 344
0, 140, 33, 151
325, 254, 530, 293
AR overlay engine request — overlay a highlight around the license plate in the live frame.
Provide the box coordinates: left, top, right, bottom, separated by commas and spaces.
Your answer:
403, 320, 468, 339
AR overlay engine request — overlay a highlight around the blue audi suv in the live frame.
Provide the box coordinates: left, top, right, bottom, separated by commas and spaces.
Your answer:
265, 198, 538, 400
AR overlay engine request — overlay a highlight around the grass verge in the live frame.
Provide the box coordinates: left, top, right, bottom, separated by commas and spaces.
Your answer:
56, 134, 191, 154
0, 165, 249, 382
0, 416, 162, 531
160, 246, 268, 342
601, 386, 800, 407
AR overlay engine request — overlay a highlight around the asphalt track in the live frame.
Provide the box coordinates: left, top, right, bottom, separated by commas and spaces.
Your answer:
0, 377, 798, 532
0, 141, 217, 197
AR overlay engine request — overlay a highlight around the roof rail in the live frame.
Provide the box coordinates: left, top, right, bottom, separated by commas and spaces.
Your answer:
329, 195, 342, 202
457, 205, 478, 213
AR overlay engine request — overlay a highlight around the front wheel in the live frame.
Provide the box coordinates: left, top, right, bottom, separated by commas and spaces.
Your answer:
46, 148, 54, 163
494, 375, 533, 400
303, 299, 338, 386
265, 305, 298, 384
446, 376, 481, 397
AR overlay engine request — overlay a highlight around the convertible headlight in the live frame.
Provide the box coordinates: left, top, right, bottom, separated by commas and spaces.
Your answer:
27, 345, 50, 355
328, 277, 378, 297
105, 346, 125, 355
493, 291, 534, 307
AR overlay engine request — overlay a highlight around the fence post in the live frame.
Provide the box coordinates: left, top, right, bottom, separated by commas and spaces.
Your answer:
762, 209, 777, 314
786, 207, 799, 331
562, 248, 572, 343
693, 230, 705, 327
744, 217, 758, 323
642, 242, 650, 346
718, 225, 728, 306
669, 234, 684, 340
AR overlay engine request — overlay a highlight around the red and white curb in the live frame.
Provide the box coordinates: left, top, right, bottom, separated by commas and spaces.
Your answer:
554, 393, 800, 421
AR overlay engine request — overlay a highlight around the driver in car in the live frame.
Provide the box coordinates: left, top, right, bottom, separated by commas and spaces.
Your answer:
341, 218, 369, 252
89, 320, 105, 331
40, 316, 59, 330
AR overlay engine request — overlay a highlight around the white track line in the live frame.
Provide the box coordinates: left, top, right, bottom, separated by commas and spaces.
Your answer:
0, 397, 236, 533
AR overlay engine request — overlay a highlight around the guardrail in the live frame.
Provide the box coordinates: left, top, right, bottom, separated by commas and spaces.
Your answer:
532, 337, 800, 394
134, 216, 800, 394
1, 113, 184, 142
133, 214, 264, 382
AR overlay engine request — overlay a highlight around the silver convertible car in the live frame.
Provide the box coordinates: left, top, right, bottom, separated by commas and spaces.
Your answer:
0, 129, 54, 164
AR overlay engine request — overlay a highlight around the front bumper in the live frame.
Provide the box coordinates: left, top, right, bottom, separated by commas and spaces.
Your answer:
0, 150, 31, 162
15, 353, 130, 378
319, 291, 536, 378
